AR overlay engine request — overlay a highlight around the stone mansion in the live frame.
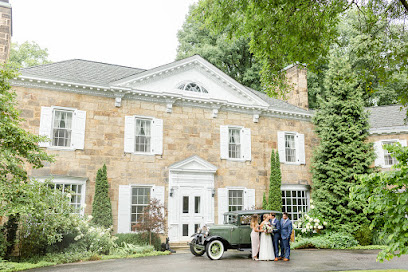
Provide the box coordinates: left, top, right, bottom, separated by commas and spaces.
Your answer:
11, 55, 408, 243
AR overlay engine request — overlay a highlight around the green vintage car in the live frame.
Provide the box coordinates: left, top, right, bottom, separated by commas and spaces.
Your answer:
188, 210, 282, 260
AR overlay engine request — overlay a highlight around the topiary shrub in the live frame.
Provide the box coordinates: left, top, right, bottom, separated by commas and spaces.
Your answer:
353, 224, 373, 246
92, 164, 113, 229
114, 233, 161, 251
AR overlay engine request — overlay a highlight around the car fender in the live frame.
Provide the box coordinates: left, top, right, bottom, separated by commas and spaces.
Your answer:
204, 236, 231, 250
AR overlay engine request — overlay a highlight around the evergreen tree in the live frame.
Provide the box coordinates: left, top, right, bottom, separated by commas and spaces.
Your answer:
268, 150, 282, 211
92, 164, 113, 228
262, 192, 267, 209
311, 54, 376, 232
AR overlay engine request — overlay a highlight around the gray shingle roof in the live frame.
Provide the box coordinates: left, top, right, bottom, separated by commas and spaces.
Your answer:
246, 87, 311, 115
20, 59, 145, 86
367, 105, 407, 129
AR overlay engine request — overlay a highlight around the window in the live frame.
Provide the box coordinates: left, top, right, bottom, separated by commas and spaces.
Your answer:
383, 141, 398, 166
281, 189, 309, 222
183, 196, 189, 213
228, 190, 243, 212
285, 133, 296, 162
182, 224, 189, 236
52, 109, 73, 147
194, 196, 201, 213
135, 119, 151, 153
48, 181, 85, 214
229, 128, 241, 159
177, 82, 208, 93
131, 187, 151, 229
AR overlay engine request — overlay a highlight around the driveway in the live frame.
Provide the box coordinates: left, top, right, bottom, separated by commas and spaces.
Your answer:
30, 249, 408, 272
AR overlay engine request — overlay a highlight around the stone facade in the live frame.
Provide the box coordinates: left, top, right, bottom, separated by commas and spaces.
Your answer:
0, 0, 11, 64
14, 84, 316, 233
284, 65, 309, 110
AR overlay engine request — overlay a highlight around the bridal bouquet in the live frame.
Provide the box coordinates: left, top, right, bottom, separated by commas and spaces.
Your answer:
262, 221, 274, 234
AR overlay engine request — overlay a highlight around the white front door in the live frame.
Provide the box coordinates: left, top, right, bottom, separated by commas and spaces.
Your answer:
179, 187, 205, 241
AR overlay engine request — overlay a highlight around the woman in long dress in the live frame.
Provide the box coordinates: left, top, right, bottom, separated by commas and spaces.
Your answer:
250, 214, 261, 261
259, 214, 274, 261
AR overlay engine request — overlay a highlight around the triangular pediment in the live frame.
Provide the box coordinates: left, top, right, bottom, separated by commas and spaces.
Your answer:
169, 155, 217, 173
110, 55, 269, 108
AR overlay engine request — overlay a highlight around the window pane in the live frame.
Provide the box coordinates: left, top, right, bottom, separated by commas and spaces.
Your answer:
183, 196, 189, 214
194, 197, 200, 214
194, 224, 200, 233
183, 224, 189, 236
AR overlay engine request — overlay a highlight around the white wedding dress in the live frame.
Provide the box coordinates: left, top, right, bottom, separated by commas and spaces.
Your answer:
258, 232, 274, 261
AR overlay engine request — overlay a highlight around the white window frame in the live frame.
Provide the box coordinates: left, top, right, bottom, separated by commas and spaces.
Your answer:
281, 184, 310, 223
278, 131, 305, 165
134, 117, 152, 154
130, 185, 152, 232
228, 189, 244, 212
48, 106, 76, 151
382, 140, 398, 167
228, 127, 242, 160
284, 133, 296, 163
34, 176, 87, 216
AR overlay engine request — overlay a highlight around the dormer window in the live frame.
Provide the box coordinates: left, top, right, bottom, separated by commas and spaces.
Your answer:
177, 82, 208, 93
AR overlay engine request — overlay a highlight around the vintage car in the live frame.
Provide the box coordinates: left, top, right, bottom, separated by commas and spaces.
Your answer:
188, 210, 282, 260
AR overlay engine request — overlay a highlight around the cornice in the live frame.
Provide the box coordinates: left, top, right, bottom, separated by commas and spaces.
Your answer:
369, 126, 408, 135
11, 76, 313, 122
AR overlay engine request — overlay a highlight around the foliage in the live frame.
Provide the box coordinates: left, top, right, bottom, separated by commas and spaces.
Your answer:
353, 224, 374, 246
9, 41, 51, 68
267, 150, 282, 211
311, 55, 376, 233
111, 242, 154, 255
18, 180, 75, 258
3, 214, 18, 258
0, 227, 6, 259
91, 164, 113, 229
132, 198, 166, 245
114, 232, 162, 251
295, 204, 328, 237
351, 143, 408, 261
293, 231, 358, 249
262, 192, 267, 209
176, 5, 262, 91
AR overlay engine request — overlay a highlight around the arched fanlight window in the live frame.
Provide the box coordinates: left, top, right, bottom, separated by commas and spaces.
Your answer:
177, 82, 208, 93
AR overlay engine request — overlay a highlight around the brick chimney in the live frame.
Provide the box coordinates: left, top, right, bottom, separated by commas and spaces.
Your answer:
282, 64, 309, 110
0, 0, 11, 63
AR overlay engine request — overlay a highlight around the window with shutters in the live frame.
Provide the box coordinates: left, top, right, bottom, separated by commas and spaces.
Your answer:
229, 128, 241, 159
135, 118, 151, 153
281, 187, 309, 222
285, 133, 296, 162
52, 109, 73, 147
131, 187, 151, 230
228, 190, 243, 211
383, 141, 398, 166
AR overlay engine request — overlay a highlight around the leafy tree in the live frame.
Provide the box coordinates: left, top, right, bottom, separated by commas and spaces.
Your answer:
9, 41, 51, 68
268, 150, 282, 211
351, 143, 408, 261
311, 55, 376, 232
177, 5, 262, 90
132, 199, 166, 245
92, 164, 113, 229
196, 0, 408, 110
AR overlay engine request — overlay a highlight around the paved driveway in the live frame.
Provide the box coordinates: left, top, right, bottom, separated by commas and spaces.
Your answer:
30, 249, 408, 272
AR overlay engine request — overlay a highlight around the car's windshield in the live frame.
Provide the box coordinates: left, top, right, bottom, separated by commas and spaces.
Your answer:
224, 214, 238, 224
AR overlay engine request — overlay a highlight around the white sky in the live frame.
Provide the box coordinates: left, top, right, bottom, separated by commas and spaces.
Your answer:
11, 0, 197, 69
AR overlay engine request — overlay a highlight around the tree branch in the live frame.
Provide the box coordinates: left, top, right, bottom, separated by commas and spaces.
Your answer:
399, 0, 408, 13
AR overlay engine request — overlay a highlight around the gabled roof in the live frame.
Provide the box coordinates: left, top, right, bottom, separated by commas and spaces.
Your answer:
20, 59, 145, 86
367, 105, 408, 134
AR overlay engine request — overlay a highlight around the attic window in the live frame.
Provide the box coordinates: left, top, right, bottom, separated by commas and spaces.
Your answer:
177, 82, 208, 93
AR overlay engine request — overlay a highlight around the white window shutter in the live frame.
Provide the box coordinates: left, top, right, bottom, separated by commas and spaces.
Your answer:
244, 188, 255, 210
117, 185, 131, 233
151, 185, 165, 205
242, 128, 251, 161
399, 139, 407, 147
277, 131, 286, 163
217, 188, 228, 224
124, 116, 135, 153
373, 141, 384, 167
220, 126, 229, 159
296, 133, 306, 165
72, 110, 86, 150
39, 107, 53, 147
152, 118, 163, 155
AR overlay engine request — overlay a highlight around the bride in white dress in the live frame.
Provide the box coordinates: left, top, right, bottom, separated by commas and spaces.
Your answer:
258, 214, 274, 261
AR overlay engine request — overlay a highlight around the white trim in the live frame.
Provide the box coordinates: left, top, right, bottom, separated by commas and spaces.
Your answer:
370, 126, 408, 135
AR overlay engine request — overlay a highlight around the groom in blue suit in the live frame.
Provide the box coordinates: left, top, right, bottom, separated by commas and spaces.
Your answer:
280, 212, 292, 261
269, 212, 283, 261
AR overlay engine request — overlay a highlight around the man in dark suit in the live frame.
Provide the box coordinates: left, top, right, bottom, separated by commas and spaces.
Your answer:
280, 212, 293, 261
269, 212, 283, 261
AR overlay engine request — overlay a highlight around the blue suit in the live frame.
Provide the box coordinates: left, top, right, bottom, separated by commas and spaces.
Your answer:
280, 218, 293, 259
270, 217, 283, 258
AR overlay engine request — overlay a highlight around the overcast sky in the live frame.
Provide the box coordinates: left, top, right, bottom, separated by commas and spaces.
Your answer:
11, 0, 197, 69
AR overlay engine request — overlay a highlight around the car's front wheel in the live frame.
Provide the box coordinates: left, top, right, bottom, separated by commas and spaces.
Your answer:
190, 238, 205, 256
206, 239, 224, 260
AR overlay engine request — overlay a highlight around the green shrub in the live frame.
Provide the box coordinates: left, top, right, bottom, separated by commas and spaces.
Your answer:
0, 227, 6, 259
114, 233, 161, 251
353, 225, 373, 246
292, 236, 331, 249
112, 243, 154, 255
92, 165, 113, 229
325, 232, 358, 248
372, 230, 390, 245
